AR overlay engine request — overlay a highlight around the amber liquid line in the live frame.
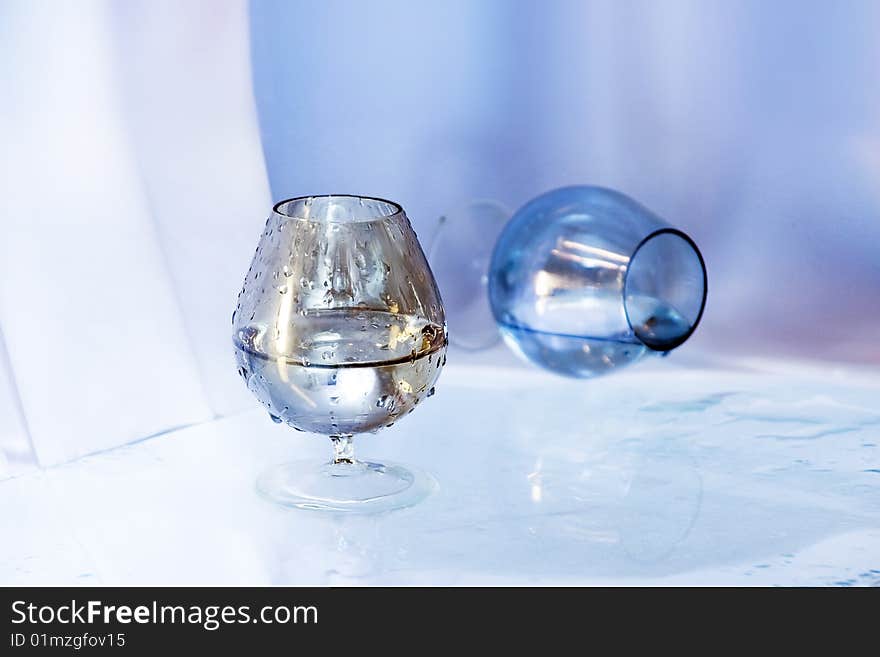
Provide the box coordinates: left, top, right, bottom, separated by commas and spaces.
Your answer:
234, 309, 446, 436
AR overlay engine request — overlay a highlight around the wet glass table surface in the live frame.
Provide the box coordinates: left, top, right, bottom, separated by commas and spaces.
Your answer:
2, 353, 879, 585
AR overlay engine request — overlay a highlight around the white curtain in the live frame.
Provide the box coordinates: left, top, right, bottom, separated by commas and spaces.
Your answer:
0, 0, 270, 471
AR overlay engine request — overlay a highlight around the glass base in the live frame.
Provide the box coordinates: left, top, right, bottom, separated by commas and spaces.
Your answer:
256, 459, 437, 514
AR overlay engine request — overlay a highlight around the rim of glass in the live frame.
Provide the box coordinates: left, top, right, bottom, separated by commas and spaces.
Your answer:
622, 227, 708, 352
272, 194, 404, 223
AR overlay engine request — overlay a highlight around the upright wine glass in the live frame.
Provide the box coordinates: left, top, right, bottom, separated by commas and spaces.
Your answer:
233, 195, 447, 513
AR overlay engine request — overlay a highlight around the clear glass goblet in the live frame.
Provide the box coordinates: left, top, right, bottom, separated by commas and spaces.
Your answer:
233, 195, 447, 513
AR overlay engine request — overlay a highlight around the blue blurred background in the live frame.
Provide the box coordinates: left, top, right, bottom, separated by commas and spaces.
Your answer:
251, 0, 880, 365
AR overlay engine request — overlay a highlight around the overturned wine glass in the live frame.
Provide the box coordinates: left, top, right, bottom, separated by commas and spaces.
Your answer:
488, 186, 707, 378
233, 195, 447, 513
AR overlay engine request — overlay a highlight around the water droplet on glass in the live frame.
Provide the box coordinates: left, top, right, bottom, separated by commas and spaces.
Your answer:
427, 386, 436, 398
376, 395, 396, 412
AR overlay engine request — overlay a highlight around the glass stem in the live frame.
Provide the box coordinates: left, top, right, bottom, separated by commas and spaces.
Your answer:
330, 434, 355, 465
